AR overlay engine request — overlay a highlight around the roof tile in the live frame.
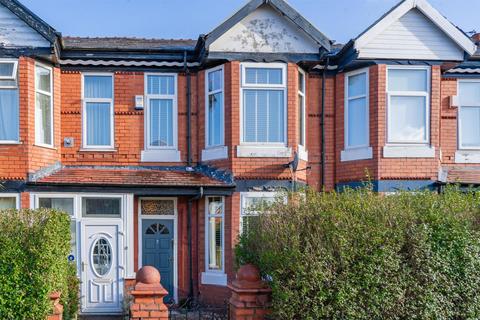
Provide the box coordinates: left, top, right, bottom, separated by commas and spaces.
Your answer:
34, 167, 231, 187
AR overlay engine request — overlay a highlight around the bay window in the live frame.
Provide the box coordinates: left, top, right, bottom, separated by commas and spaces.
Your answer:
35, 64, 53, 146
458, 81, 480, 149
202, 66, 228, 161
0, 194, 19, 209
384, 66, 434, 158
0, 60, 19, 143
82, 74, 114, 149
206, 67, 224, 148
201, 196, 226, 286
341, 68, 372, 161
298, 70, 307, 159
241, 63, 286, 144
240, 192, 278, 234
387, 67, 429, 144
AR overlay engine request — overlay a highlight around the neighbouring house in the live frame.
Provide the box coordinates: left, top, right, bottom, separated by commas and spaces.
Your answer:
0, 0, 478, 315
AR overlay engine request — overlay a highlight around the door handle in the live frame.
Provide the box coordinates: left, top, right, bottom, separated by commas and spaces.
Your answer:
82, 261, 86, 272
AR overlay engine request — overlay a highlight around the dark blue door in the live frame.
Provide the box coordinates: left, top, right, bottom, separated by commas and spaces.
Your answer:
142, 219, 174, 302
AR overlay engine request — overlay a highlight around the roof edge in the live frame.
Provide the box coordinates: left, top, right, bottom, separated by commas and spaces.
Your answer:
0, 0, 60, 44
353, 0, 476, 56
204, 0, 331, 52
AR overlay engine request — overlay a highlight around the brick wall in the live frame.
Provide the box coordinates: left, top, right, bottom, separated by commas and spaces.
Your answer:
60, 71, 199, 166
0, 57, 61, 180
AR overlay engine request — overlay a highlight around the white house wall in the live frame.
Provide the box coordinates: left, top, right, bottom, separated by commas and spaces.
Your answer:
357, 9, 464, 61
0, 4, 50, 48
209, 5, 319, 54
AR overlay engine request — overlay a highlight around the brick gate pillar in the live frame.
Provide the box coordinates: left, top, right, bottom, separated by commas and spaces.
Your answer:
46, 292, 63, 320
130, 266, 169, 320
228, 264, 272, 320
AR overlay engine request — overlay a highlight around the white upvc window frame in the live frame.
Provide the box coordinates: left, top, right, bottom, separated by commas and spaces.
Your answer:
144, 72, 178, 151
35, 63, 54, 148
386, 65, 431, 146
0, 59, 19, 144
239, 62, 288, 146
205, 65, 225, 148
0, 193, 20, 209
0, 60, 18, 81
81, 73, 115, 150
201, 196, 227, 286
345, 68, 370, 150
298, 68, 308, 160
202, 66, 228, 161
240, 192, 286, 234
341, 68, 373, 162
457, 79, 480, 151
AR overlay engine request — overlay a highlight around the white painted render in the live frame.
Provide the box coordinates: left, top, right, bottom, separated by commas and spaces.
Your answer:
0, 4, 50, 48
209, 5, 319, 53
357, 9, 464, 61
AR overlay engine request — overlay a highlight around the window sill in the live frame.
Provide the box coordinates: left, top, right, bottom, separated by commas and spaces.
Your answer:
237, 145, 292, 158
141, 149, 181, 162
0, 141, 21, 145
201, 272, 227, 286
202, 146, 228, 161
298, 145, 308, 161
341, 147, 373, 162
383, 145, 435, 158
79, 148, 117, 152
455, 150, 480, 163
34, 144, 56, 150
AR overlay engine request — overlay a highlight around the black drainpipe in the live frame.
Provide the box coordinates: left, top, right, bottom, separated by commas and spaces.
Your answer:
321, 56, 330, 189
184, 51, 192, 167
184, 50, 196, 300
187, 187, 204, 300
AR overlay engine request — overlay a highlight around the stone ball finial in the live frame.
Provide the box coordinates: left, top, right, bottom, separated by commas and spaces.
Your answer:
136, 266, 161, 285
237, 264, 261, 283
232, 264, 264, 289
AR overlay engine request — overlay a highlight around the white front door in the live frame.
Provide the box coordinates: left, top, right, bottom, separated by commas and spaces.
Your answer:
82, 222, 123, 314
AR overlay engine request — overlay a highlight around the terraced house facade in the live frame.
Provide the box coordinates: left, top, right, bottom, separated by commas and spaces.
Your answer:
0, 0, 479, 314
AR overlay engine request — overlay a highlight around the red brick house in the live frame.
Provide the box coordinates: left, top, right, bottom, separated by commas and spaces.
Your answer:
0, 0, 478, 314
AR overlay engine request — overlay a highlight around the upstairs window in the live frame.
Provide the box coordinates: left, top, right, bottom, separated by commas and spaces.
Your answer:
206, 67, 224, 148
298, 70, 306, 148
241, 63, 286, 144
387, 67, 430, 144
145, 74, 177, 149
82, 74, 114, 148
345, 69, 369, 149
35, 65, 53, 146
0, 60, 19, 143
458, 81, 480, 149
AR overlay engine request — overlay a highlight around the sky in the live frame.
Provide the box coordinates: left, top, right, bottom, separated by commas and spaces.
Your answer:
20, 0, 480, 45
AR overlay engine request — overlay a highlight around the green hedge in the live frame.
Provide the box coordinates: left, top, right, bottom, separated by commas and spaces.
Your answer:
235, 187, 480, 319
0, 208, 78, 320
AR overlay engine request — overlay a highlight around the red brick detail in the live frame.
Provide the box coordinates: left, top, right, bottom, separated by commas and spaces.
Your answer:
129, 267, 169, 320
228, 265, 272, 320
46, 292, 63, 320
36, 167, 229, 187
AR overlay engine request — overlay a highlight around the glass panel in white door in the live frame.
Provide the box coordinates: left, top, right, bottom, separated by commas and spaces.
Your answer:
82, 223, 122, 313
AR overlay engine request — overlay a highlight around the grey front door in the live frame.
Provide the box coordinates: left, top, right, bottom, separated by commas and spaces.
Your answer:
142, 219, 174, 302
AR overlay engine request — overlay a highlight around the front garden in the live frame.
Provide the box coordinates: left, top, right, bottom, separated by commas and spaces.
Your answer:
0, 208, 79, 320
236, 187, 480, 319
